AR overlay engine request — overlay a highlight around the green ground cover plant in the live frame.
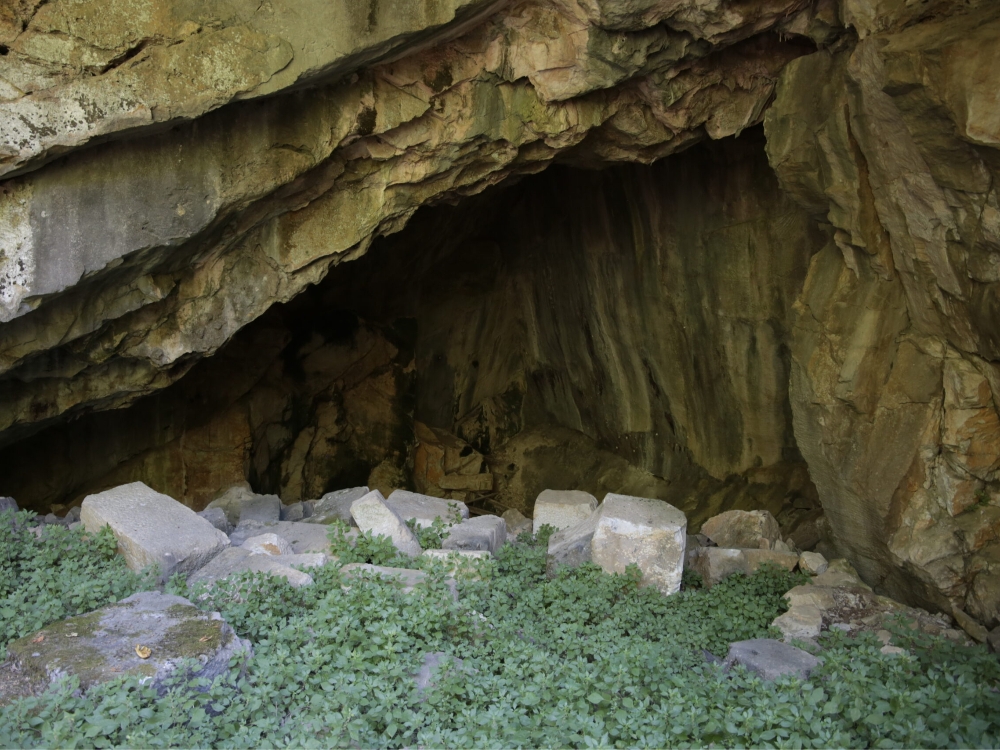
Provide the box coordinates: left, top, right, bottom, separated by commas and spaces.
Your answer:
1, 520, 998, 748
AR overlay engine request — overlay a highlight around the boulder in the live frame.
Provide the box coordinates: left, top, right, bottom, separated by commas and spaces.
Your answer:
813, 559, 870, 590
240, 533, 293, 556
351, 490, 423, 557
533, 490, 598, 534
229, 521, 346, 554
81, 482, 230, 575
0, 497, 17, 514
687, 547, 746, 588
187, 548, 314, 588
305, 487, 370, 526
741, 549, 800, 574
3, 592, 250, 697
724, 639, 821, 680
340, 563, 457, 600
280, 502, 305, 522
197, 507, 232, 535
699, 510, 781, 549
771, 604, 823, 641
546, 510, 602, 574
501, 508, 533, 539
205, 485, 257, 527
590, 494, 687, 595
238, 494, 281, 526
383, 490, 469, 529
442, 515, 507, 554
280, 553, 328, 569
798, 551, 829, 576
953, 608, 989, 644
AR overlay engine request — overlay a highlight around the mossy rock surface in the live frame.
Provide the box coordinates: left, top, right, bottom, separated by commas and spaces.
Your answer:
4, 592, 249, 698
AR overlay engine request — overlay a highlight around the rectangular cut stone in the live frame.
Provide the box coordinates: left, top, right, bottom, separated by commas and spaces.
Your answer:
687, 547, 746, 588
187, 547, 314, 588
442, 515, 506, 554
239, 494, 281, 525
384, 490, 469, 529
546, 510, 601, 575
533, 490, 598, 534
590, 494, 687, 595
229, 521, 348, 554
81, 482, 230, 574
699, 510, 781, 549
502, 508, 533, 538
306, 486, 370, 525
351, 490, 423, 557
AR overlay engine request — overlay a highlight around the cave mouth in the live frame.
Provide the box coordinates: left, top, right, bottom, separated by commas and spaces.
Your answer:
0, 127, 826, 541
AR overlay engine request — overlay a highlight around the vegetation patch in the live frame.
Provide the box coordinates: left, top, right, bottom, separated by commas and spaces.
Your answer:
0, 520, 998, 748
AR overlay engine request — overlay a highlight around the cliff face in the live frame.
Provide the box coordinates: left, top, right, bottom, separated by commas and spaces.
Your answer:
1, 0, 999, 626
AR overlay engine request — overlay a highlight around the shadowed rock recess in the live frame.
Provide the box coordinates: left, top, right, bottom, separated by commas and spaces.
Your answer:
1, 0, 999, 628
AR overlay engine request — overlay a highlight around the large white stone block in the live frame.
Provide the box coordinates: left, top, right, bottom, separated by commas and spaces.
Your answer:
532, 489, 598, 534
590, 494, 687, 595
81, 482, 230, 575
351, 490, 423, 557
384, 490, 469, 529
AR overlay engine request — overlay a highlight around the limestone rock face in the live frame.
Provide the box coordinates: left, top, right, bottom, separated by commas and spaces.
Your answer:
81, 482, 230, 574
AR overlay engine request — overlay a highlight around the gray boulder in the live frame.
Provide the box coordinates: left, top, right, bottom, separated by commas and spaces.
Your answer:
591, 494, 687, 595
280, 502, 305, 522
187, 548, 314, 588
384, 490, 469, 529
501, 508, 533, 539
3, 592, 250, 697
205, 486, 256, 527
687, 547, 799, 588
239, 494, 281, 526
724, 639, 821, 680
442, 515, 507, 554
229, 521, 349, 554
700, 510, 781, 549
304, 487, 370, 525
240, 533, 293, 556
197, 507, 232, 535
533, 490, 598, 535
351, 490, 422, 557
81, 482, 230, 575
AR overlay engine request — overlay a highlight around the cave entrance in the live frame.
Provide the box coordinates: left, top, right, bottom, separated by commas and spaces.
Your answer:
0, 128, 825, 537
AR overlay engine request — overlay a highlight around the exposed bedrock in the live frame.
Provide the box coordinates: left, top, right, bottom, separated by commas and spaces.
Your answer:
1, 0, 999, 626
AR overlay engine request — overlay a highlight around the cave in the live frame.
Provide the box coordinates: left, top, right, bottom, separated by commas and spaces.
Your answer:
0, 128, 825, 544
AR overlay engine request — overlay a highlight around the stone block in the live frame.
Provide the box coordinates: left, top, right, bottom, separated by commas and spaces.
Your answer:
240, 533, 292, 556
279, 553, 328, 569
443, 515, 507, 554
197, 507, 232, 535
953, 608, 989, 643
700, 509, 781, 549
533, 490, 598, 534
742, 549, 800, 574
280, 502, 305, 522
81, 482, 230, 575
813, 559, 870, 589
384, 490, 469, 529
501, 508, 533, 538
187, 548, 314, 588
229, 521, 346, 555
306, 487, 370, 525
351, 490, 423, 557
546, 509, 601, 575
687, 547, 746, 587
2, 592, 250, 698
239, 494, 281, 526
771, 604, 823, 641
798, 551, 829, 575
724, 639, 821, 680
988, 626, 1000, 654
205, 485, 256, 526
590, 494, 687, 595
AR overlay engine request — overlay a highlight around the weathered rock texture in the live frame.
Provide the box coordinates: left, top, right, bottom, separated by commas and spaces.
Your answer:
1, 0, 999, 622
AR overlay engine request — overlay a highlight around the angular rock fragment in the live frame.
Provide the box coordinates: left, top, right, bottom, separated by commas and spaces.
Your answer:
798, 551, 829, 576
724, 639, 821, 680
953, 608, 989, 643
687, 548, 747, 588
546, 510, 602, 574
443, 515, 507, 554
280, 502, 305, 522
198, 507, 232, 535
81, 482, 229, 574
771, 604, 823, 641
3, 592, 250, 697
700, 510, 781, 549
384, 490, 469, 529
188, 548, 314, 588
205, 485, 257, 527
533, 490, 598, 534
351, 490, 423, 557
239, 493, 281, 526
813, 559, 870, 589
501, 508, 533, 539
305, 487, 370, 525
591, 494, 687, 595
229, 521, 346, 554
240, 533, 293, 556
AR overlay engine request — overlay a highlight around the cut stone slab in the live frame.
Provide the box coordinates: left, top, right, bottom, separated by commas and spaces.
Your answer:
351, 491, 423, 557
187, 548, 314, 588
340, 563, 457, 600
305, 487, 370, 525
205, 485, 256, 527
383, 490, 469, 529
240, 533, 292, 556
81, 482, 230, 575
533, 490, 598, 534
3, 592, 250, 697
799, 551, 829, 575
442, 515, 507, 554
501, 508, 533, 538
771, 604, 823, 641
724, 639, 821, 680
700, 510, 781, 549
197, 507, 232, 535
239, 494, 281, 526
229, 521, 348, 554
590, 494, 687, 595
546, 509, 602, 575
